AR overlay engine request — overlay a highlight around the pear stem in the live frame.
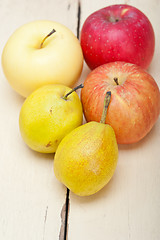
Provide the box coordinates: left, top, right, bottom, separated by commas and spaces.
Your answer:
63, 84, 84, 100
40, 29, 56, 48
100, 91, 111, 124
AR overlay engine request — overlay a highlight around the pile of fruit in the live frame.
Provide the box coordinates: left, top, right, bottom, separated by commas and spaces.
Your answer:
2, 4, 160, 196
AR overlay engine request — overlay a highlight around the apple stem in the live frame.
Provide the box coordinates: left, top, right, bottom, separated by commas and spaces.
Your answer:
40, 29, 56, 48
114, 77, 119, 85
63, 84, 84, 100
100, 91, 111, 124
109, 16, 119, 23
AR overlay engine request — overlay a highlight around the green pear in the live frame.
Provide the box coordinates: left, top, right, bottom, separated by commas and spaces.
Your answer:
54, 91, 118, 196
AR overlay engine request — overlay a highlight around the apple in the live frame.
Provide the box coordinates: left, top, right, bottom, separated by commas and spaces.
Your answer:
19, 84, 83, 153
80, 4, 155, 70
2, 20, 83, 97
81, 61, 160, 144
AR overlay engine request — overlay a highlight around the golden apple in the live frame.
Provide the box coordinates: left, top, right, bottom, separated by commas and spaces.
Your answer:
2, 20, 83, 97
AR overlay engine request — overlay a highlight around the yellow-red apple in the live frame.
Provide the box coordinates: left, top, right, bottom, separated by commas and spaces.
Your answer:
81, 61, 160, 144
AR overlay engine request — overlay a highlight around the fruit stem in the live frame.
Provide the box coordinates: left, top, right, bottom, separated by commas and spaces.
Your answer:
40, 29, 56, 48
63, 84, 84, 100
114, 77, 119, 85
109, 16, 119, 23
100, 91, 111, 124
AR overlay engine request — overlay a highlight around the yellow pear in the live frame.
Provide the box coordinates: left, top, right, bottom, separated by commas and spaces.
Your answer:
19, 84, 83, 153
54, 91, 118, 196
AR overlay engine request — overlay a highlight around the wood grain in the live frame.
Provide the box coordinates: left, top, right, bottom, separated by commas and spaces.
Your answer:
0, 0, 160, 240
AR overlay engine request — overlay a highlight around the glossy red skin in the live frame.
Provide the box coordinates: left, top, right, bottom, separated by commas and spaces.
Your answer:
81, 62, 160, 144
80, 4, 155, 70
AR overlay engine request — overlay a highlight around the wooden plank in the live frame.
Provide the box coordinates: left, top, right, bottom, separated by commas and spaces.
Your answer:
68, 0, 160, 240
0, 0, 79, 239
1, 0, 160, 239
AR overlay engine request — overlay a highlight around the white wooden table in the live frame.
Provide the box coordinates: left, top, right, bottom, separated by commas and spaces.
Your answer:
0, 0, 160, 239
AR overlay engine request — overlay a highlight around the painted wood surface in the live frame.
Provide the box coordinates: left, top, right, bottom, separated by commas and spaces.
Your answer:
0, 0, 160, 240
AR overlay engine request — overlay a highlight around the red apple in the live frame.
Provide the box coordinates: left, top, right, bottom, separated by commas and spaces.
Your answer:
81, 62, 160, 144
80, 4, 155, 70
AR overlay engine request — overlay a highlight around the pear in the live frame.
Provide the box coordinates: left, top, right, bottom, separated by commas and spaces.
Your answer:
54, 91, 118, 196
19, 84, 83, 153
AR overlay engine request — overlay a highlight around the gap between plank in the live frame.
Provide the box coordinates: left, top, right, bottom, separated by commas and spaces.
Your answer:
64, 188, 70, 240
59, 1, 81, 240
77, 0, 81, 39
